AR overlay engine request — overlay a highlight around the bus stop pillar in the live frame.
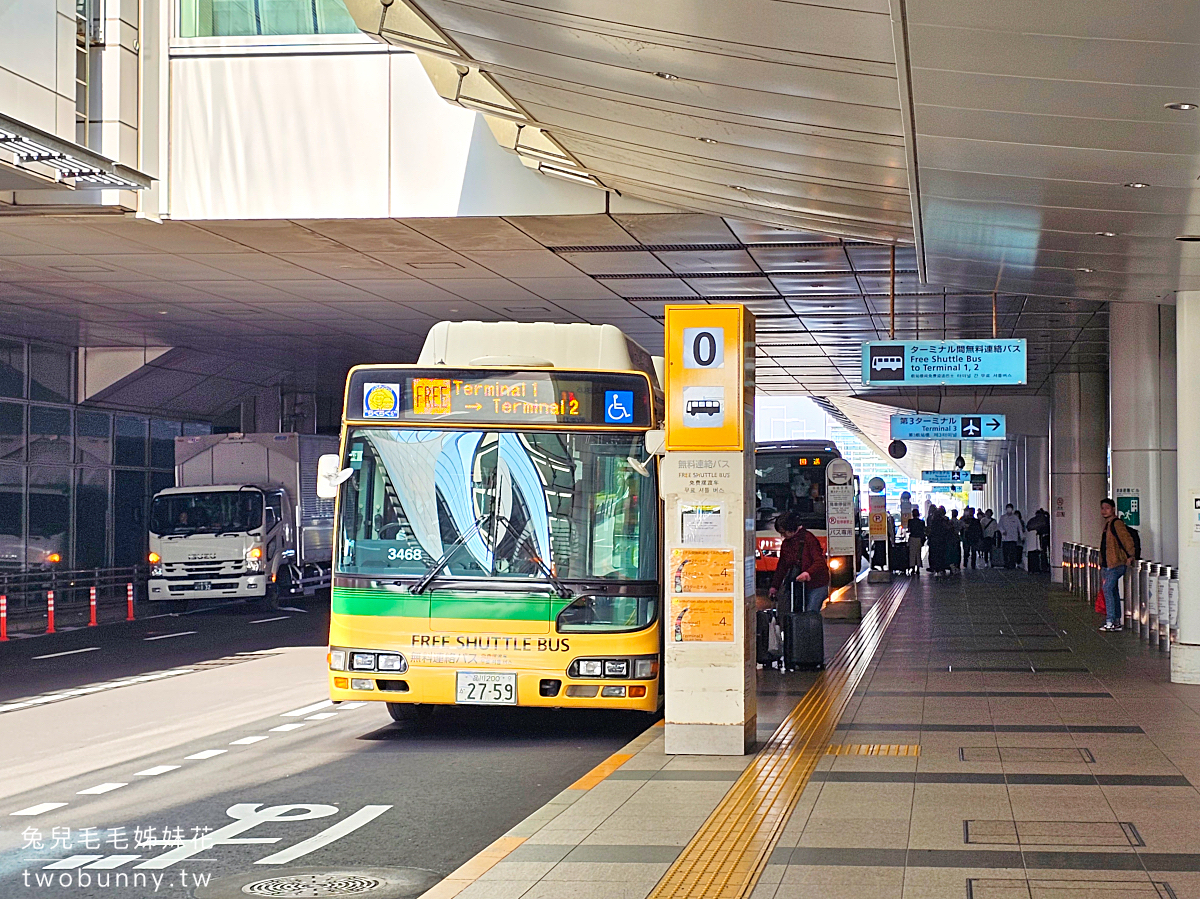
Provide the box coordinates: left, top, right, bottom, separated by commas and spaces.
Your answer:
661, 305, 756, 755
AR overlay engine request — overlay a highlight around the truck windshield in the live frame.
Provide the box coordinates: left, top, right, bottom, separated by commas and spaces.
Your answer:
150, 491, 264, 535
338, 428, 657, 582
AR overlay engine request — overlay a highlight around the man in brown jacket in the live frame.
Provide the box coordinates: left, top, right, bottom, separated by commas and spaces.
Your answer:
1099, 497, 1136, 631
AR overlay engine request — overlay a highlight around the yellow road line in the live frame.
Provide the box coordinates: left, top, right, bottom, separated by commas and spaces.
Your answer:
419, 835, 526, 899
569, 752, 634, 791
648, 579, 909, 899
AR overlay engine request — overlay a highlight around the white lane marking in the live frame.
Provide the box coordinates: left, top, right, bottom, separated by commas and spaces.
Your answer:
282, 700, 333, 717
85, 855, 141, 869
44, 855, 105, 869
269, 723, 306, 732
254, 805, 393, 865
250, 616, 290, 624
43, 854, 105, 864
10, 802, 68, 816
134, 765, 181, 776
0, 703, 31, 712
32, 647, 99, 660
337, 702, 367, 709
185, 749, 227, 760
230, 736, 268, 745
278, 606, 307, 613
77, 783, 127, 795
143, 631, 197, 641
305, 712, 337, 721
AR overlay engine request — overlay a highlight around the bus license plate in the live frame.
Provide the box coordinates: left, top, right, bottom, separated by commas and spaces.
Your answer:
193, 581, 211, 591
455, 672, 517, 705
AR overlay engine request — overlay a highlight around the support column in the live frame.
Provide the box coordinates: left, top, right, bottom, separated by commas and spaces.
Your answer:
1110, 304, 1177, 565
1172, 293, 1200, 682
1026, 436, 1050, 515
1050, 371, 1109, 582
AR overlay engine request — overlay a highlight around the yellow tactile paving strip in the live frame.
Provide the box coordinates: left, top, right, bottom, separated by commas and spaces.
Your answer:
647, 579, 910, 899
826, 743, 920, 757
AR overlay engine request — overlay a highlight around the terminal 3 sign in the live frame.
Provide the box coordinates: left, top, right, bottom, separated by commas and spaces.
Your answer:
891, 414, 1006, 440
862, 340, 1027, 386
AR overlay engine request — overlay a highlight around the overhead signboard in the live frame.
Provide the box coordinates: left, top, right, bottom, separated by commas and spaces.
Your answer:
890, 414, 1006, 441
922, 470, 970, 484
970, 473, 987, 487
664, 305, 754, 451
862, 340, 1027, 386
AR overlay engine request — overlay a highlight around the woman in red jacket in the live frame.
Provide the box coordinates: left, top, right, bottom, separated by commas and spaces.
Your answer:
767, 511, 830, 612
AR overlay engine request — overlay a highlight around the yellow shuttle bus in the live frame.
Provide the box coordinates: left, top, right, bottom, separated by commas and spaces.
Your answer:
323, 322, 663, 719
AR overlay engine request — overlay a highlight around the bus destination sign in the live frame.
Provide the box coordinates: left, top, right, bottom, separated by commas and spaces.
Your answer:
348, 368, 653, 428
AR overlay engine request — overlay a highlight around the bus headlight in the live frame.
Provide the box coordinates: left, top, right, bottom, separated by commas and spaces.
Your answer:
377, 653, 407, 672
633, 658, 658, 679
351, 652, 376, 671
830, 557, 845, 571
573, 659, 603, 677
329, 649, 347, 671
603, 659, 629, 677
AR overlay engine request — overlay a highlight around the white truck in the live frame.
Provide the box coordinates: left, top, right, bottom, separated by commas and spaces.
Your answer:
147, 433, 337, 607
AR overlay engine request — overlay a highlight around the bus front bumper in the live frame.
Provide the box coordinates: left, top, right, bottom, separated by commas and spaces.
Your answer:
328, 668, 659, 713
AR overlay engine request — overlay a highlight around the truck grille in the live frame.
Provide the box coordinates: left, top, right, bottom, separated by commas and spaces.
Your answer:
164, 560, 245, 577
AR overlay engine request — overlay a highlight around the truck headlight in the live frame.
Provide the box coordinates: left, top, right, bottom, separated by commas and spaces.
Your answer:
245, 546, 264, 572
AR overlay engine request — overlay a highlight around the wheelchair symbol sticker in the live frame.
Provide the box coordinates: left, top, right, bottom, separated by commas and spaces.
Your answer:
605, 390, 634, 424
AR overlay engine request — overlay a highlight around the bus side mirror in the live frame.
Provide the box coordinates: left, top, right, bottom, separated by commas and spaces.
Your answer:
317, 453, 354, 499
644, 429, 666, 456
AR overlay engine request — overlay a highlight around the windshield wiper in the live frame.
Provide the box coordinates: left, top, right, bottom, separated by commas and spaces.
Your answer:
498, 515, 573, 599
410, 513, 490, 595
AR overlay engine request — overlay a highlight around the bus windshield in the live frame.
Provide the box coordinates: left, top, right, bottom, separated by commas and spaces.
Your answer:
755, 452, 831, 532
338, 428, 657, 583
150, 491, 264, 535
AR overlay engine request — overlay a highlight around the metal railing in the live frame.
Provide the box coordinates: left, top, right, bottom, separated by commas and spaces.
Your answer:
0, 566, 146, 637
1062, 542, 1176, 652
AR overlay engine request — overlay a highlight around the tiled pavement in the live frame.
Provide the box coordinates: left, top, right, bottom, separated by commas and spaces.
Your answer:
431, 570, 1200, 899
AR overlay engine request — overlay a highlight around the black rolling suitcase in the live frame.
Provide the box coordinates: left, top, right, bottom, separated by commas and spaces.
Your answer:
779, 579, 824, 670
756, 609, 781, 668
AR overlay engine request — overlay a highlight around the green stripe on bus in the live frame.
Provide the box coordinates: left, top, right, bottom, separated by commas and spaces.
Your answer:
333, 586, 575, 620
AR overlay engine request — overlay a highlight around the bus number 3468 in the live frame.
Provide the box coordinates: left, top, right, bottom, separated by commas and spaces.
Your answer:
387, 546, 423, 561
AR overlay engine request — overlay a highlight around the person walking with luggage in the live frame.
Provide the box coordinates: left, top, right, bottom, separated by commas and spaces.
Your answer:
768, 511, 830, 612
1099, 498, 1137, 631
907, 511, 925, 576
1027, 508, 1051, 572
998, 504, 1022, 569
926, 507, 950, 577
963, 508, 983, 569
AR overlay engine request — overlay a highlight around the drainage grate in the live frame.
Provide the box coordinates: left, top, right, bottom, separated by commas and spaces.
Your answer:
242, 873, 386, 897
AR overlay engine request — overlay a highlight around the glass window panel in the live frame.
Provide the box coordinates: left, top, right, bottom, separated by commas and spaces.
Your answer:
114, 415, 147, 467
150, 419, 180, 470
113, 469, 147, 567
29, 406, 72, 465
28, 345, 72, 404
0, 464, 23, 571
183, 420, 212, 437
29, 467, 71, 568
0, 403, 25, 463
337, 429, 657, 582
150, 470, 174, 497
179, 0, 358, 37
0, 339, 25, 398
76, 409, 111, 464
75, 468, 109, 569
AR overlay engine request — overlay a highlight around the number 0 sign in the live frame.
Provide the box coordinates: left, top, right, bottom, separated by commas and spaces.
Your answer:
665, 306, 754, 451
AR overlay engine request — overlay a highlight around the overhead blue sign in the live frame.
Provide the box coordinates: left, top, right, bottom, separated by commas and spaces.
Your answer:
922, 470, 970, 485
862, 340, 1027, 386
891, 414, 1006, 440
